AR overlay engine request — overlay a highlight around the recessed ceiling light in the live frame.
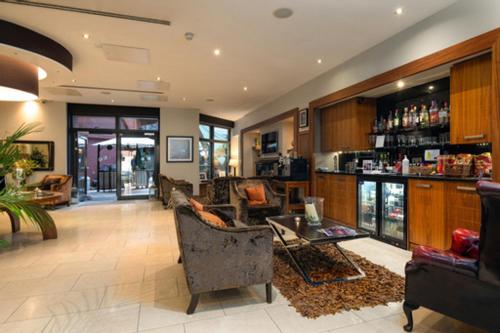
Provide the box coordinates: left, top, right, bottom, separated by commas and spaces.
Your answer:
156, 76, 161, 81
213, 49, 221, 56
394, 7, 403, 15
243, 86, 248, 91
317, 59, 323, 64
206, 98, 215, 102
184, 32, 194, 41
111, 99, 115, 103
182, 97, 187, 101
82, 33, 90, 39
273, 8, 294, 19
37, 67, 47, 80
428, 85, 435, 90
72, 79, 76, 83
397, 80, 405, 88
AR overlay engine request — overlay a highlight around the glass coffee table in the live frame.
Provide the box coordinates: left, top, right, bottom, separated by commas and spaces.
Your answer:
267, 215, 369, 286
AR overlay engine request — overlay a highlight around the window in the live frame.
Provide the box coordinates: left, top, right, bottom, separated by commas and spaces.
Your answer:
72, 116, 116, 129
120, 117, 159, 131
199, 124, 230, 179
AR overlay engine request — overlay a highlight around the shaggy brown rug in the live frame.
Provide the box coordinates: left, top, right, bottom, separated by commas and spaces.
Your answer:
272, 243, 405, 318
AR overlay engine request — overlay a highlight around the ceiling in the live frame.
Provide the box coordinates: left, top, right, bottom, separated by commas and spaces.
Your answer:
0, 0, 457, 121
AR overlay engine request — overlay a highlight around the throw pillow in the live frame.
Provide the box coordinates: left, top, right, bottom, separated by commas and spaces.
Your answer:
189, 198, 204, 211
245, 184, 266, 205
198, 211, 227, 228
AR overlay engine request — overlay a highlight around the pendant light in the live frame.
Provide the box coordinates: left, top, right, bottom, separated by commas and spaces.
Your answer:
0, 54, 38, 101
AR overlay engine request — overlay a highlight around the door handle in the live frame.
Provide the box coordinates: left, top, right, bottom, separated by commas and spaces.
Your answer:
463, 134, 485, 140
457, 186, 476, 192
416, 184, 432, 189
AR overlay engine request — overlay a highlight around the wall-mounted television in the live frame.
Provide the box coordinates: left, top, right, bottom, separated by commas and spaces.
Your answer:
261, 131, 279, 155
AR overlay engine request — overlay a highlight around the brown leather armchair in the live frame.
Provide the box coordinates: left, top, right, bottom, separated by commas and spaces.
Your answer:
26, 174, 72, 207
403, 181, 500, 332
230, 178, 285, 225
171, 189, 273, 314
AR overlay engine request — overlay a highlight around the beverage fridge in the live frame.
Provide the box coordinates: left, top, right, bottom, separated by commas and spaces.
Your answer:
357, 176, 407, 249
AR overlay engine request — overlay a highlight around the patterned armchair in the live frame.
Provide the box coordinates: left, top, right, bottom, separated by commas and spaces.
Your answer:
230, 178, 285, 225
171, 189, 273, 314
403, 181, 500, 332
158, 174, 193, 207
206, 176, 244, 205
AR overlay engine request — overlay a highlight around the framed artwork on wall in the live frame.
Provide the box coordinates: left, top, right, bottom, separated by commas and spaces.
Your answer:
167, 136, 193, 163
13, 141, 55, 171
299, 108, 308, 128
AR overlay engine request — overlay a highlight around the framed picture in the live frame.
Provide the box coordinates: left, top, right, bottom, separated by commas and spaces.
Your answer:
200, 172, 207, 181
299, 108, 308, 128
167, 136, 193, 163
13, 141, 55, 171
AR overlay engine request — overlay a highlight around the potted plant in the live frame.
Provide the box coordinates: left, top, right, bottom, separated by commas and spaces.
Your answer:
0, 123, 55, 247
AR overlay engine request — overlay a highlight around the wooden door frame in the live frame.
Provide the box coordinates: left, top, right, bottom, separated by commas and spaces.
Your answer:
307, 27, 500, 192
239, 107, 299, 177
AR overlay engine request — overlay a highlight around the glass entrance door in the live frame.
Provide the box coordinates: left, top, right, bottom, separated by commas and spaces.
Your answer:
118, 134, 157, 199
75, 131, 88, 199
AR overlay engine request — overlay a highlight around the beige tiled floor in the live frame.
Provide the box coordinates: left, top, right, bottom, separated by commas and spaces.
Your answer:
0, 201, 485, 333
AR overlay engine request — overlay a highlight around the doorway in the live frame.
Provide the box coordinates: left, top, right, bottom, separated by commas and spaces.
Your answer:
68, 104, 160, 202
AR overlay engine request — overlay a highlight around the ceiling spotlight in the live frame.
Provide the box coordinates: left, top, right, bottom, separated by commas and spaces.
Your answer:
184, 32, 194, 41
243, 86, 248, 91
37, 67, 47, 80
182, 97, 187, 101
317, 59, 323, 64
82, 33, 90, 39
72, 79, 76, 83
213, 49, 221, 56
396, 80, 405, 88
394, 7, 403, 15
111, 99, 115, 103
156, 76, 161, 81
273, 8, 294, 19
428, 85, 435, 90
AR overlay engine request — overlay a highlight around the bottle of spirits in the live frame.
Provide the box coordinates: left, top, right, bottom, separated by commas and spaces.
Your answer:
420, 104, 429, 127
429, 100, 439, 125
443, 101, 450, 124
387, 111, 394, 131
373, 118, 379, 133
402, 107, 410, 128
378, 116, 385, 133
409, 105, 417, 127
394, 109, 401, 128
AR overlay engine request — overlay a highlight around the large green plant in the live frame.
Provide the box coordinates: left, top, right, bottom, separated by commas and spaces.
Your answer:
0, 123, 55, 247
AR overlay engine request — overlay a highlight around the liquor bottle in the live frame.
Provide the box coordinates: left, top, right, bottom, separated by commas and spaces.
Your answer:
373, 118, 379, 133
387, 111, 394, 131
409, 105, 417, 127
443, 101, 450, 124
420, 104, 429, 127
378, 116, 385, 133
394, 109, 401, 128
429, 100, 439, 125
402, 107, 410, 128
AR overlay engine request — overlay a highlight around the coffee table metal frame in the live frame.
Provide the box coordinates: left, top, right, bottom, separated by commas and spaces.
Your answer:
267, 215, 367, 286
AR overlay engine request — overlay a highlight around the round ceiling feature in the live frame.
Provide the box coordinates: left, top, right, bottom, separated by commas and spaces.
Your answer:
0, 54, 38, 101
38, 67, 47, 80
82, 33, 90, 40
394, 7, 403, 15
213, 49, 221, 56
273, 8, 293, 19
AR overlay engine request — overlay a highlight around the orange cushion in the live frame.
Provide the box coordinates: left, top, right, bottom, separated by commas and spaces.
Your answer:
189, 198, 204, 211
199, 211, 226, 228
245, 184, 266, 205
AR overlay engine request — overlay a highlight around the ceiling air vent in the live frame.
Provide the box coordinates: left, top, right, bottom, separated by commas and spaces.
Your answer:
101, 44, 150, 64
43, 87, 82, 96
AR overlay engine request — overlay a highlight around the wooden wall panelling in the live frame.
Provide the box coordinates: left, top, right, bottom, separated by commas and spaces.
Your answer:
493, 38, 500, 182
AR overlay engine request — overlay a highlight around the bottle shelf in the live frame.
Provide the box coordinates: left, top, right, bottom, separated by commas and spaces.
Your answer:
370, 122, 450, 136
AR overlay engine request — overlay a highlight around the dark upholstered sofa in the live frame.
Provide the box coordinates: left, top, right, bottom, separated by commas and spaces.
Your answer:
171, 189, 274, 314
403, 181, 500, 332
206, 176, 244, 205
230, 178, 285, 225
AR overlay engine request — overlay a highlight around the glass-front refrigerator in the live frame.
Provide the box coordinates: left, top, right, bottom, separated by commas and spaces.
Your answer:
357, 176, 407, 249
358, 180, 377, 233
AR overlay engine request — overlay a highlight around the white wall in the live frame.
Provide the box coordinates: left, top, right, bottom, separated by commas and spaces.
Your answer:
159, 107, 200, 195
235, 0, 500, 133
0, 100, 67, 183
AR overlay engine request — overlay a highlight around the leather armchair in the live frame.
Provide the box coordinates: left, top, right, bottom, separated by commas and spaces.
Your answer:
171, 189, 273, 314
26, 174, 72, 207
230, 178, 285, 225
403, 181, 500, 332
158, 174, 193, 207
